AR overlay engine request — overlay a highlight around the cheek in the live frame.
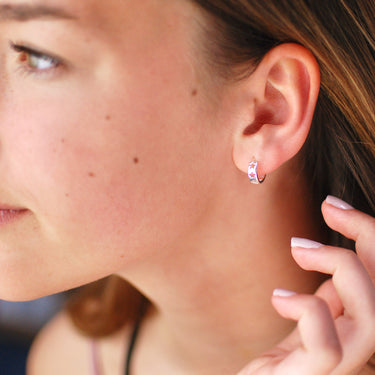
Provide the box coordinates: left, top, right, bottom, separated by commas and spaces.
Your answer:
2, 13, 223, 273
5, 83, 217, 265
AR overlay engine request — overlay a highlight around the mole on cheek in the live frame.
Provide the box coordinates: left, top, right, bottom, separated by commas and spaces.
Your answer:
191, 89, 198, 97
88, 172, 96, 178
133, 157, 139, 164
105, 115, 111, 121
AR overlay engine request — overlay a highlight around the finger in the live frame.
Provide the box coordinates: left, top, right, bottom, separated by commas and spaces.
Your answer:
292, 239, 375, 372
292, 242, 375, 324
315, 279, 343, 319
321, 196, 375, 242
271, 291, 342, 374
321, 196, 375, 279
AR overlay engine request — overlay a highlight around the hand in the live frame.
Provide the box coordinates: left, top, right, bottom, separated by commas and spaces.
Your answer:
237, 196, 375, 375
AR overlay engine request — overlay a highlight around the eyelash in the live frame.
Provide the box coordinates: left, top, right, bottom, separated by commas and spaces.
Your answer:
9, 41, 64, 77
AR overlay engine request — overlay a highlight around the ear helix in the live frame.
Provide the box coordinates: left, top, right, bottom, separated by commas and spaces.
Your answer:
248, 159, 266, 184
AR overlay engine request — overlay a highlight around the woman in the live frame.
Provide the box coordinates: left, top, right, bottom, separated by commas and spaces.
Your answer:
0, 0, 374, 373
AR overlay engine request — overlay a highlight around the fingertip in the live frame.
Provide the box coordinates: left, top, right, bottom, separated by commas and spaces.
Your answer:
322, 196, 374, 241
325, 195, 354, 210
273, 288, 297, 297
291, 237, 323, 249
271, 289, 300, 320
321, 196, 354, 229
321, 196, 355, 220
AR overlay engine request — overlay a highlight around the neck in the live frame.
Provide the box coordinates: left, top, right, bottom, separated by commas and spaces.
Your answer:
120, 159, 325, 374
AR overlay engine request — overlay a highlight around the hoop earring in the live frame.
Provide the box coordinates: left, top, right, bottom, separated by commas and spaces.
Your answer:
248, 160, 266, 184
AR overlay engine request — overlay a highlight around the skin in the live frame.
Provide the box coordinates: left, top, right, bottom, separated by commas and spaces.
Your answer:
0, 0, 374, 374
0, 0, 226, 299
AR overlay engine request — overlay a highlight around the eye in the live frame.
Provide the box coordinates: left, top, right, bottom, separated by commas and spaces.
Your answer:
24, 51, 58, 71
9, 41, 63, 76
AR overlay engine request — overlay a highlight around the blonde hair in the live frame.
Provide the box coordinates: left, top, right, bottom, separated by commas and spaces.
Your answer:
68, 0, 375, 337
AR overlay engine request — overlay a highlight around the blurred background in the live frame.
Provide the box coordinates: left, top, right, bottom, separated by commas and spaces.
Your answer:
0, 294, 66, 374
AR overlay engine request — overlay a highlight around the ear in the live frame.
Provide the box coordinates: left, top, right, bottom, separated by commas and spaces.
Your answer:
231, 43, 320, 178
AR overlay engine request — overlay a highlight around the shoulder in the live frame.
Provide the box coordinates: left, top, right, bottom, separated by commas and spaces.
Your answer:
27, 311, 94, 375
27, 310, 132, 375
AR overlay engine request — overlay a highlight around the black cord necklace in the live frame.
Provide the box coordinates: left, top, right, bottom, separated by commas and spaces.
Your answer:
124, 299, 148, 375
124, 317, 142, 375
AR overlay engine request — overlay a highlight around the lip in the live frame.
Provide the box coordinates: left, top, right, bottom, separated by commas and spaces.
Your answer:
0, 202, 25, 210
0, 209, 28, 225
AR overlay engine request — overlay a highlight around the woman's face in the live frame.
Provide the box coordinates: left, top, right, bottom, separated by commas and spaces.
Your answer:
0, 0, 229, 300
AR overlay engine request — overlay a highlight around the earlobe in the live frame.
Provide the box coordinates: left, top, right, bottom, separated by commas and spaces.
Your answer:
232, 43, 320, 179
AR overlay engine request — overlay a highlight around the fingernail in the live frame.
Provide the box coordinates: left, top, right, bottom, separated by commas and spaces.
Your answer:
326, 195, 354, 210
291, 237, 323, 249
273, 288, 297, 297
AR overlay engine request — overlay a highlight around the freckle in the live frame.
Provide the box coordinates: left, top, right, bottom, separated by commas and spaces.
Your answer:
191, 89, 198, 97
105, 115, 111, 121
65, 193, 70, 198
61, 138, 65, 143
88, 172, 96, 178
133, 157, 139, 164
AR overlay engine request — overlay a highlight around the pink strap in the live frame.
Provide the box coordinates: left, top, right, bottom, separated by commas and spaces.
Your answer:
91, 341, 103, 375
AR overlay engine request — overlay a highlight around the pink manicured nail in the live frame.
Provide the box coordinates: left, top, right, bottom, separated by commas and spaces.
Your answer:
291, 237, 323, 249
326, 195, 354, 210
273, 289, 297, 297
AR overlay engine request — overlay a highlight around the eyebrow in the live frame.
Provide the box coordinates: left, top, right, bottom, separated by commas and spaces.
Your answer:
0, 4, 77, 22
